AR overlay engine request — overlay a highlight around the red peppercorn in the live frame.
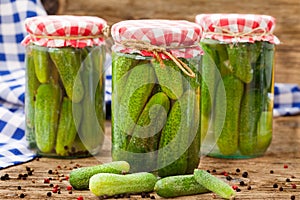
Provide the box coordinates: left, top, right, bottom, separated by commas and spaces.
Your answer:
66, 185, 72, 191
232, 185, 238, 190
52, 188, 58, 193
284, 164, 288, 169
43, 178, 50, 184
291, 184, 297, 189
77, 196, 84, 200
65, 176, 69, 181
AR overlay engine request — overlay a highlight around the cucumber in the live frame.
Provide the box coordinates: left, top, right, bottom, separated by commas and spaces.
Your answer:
89, 172, 157, 197
153, 59, 183, 100
49, 47, 84, 103
32, 45, 50, 83
239, 89, 263, 155
69, 161, 130, 190
154, 174, 210, 198
194, 169, 236, 199
25, 50, 40, 148
214, 75, 244, 155
55, 97, 81, 156
158, 90, 196, 177
256, 111, 273, 154
126, 92, 170, 172
113, 63, 156, 159
227, 43, 253, 83
186, 89, 201, 174
35, 83, 62, 153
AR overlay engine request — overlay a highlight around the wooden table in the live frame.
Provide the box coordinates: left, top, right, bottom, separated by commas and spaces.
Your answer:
0, 115, 299, 200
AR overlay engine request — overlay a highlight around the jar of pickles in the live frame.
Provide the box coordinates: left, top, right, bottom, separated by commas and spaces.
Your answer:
111, 20, 202, 176
22, 15, 107, 158
195, 14, 280, 159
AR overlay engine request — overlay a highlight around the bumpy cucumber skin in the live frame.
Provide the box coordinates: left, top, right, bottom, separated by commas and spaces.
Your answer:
112, 63, 155, 161
158, 90, 196, 177
32, 46, 50, 83
153, 59, 183, 100
35, 83, 62, 153
227, 43, 253, 83
89, 172, 157, 196
214, 75, 244, 156
55, 97, 81, 156
49, 47, 84, 103
239, 89, 263, 155
194, 169, 236, 199
154, 174, 209, 198
69, 161, 130, 190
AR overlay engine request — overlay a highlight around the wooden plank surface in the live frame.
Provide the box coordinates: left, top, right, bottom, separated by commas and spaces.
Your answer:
56, 0, 300, 84
0, 116, 299, 199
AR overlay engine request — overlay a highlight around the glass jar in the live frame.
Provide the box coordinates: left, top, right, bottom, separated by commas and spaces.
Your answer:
196, 14, 280, 159
111, 20, 202, 176
22, 15, 107, 158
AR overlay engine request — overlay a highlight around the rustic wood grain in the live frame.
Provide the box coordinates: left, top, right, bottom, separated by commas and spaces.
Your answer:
55, 0, 300, 84
0, 116, 299, 200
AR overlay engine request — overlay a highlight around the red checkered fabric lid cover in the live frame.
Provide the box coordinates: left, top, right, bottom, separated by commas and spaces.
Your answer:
22, 15, 107, 48
195, 14, 280, 44
111, 19, 203, 58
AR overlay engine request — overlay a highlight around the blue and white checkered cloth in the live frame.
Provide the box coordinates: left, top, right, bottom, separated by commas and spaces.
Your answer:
0, 0, 299, 170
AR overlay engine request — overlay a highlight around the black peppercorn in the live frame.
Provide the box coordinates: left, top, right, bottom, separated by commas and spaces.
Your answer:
236, 168, 240, 173
279, 187, 283, 191
286, 178, 291, 182
17, 186, 22, 190
19, 193, 25, 198
273, 183, 278, 188
291, 195, 296, 200
240, 181, 245, 186
47, 192, 52, 197
242, 171, 248, 178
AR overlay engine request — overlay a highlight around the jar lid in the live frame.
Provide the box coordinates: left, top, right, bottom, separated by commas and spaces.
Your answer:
22, 15, 108, 48
195, 14, 280, 44
111, 19, 203, 58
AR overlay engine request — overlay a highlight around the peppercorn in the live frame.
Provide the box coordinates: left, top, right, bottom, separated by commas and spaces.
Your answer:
77, 196, 84, 200
284, 164, 288, 169
212, 169, 217, 173
242, 171, 248, 178
17, 186, 21, 190
48, 170, 53, 174
226, 176, 232, 181
44, 178, 50, 184
66, 185, 72, 191
236, 188, 241, 192
19, 193, 25, 198
291, 184, 297, 189
240, 181, 245, 186
247, 186, 252, 190
270, 170, 274, 174
279, 186, 283, 191
47, 192, 52, 197
207, 169, 211, 173
286, 178, 291, 182
236, 168, 240, 173
49, 183, 54, 187
291, 195, 296, 200
150, 196, 156, 199
273, 183, 278, 188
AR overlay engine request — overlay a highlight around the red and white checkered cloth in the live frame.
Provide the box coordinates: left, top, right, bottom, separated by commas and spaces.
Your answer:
111, 19, 203, 58
195, 14, 280, 44
22, 15, 107, 48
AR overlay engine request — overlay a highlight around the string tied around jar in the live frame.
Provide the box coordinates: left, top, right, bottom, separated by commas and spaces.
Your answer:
120, 39, 196, 78
205, 25, 272, 39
